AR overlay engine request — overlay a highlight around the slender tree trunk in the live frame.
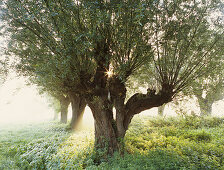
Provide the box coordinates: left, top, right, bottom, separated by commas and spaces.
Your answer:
198, 98, 213, 116
53, 111, 58, 120
60, 103, 68, 123
70, 94, 86, 130
158, 104, 166, 116
60, 97, 70, 123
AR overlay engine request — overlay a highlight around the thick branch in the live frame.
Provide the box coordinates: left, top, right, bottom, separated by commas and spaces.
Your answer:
124, 88, 173, 129
126, 91, 172, 115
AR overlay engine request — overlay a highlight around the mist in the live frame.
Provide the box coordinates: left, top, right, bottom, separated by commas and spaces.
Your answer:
0, 76, 53, 124
0, 75, 223, 125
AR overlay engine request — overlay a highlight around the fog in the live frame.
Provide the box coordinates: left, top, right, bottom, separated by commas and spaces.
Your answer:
0, 74, 95, 126
0, 76, 53, 124
0, 75, 223, 125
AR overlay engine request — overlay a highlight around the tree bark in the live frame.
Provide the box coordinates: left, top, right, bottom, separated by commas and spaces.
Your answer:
60, 102, 68, 123
88, 98, 119, 155
198, 98, 212, 116
59, 97, 70, 123
193, 79, 224, 117
70, 94, 86, 130
195, 92, 214, 117
158, 104, 166, 116
85, 77, 174, 155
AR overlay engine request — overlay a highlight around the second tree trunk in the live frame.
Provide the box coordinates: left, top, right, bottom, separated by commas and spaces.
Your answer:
70, 94, 86, 130
60, 98, 70, 123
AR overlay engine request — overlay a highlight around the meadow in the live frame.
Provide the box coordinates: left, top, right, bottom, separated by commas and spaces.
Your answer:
1, 115, 224, 170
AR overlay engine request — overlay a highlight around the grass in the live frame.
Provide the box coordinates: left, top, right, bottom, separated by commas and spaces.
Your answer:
0, 115, 224, 169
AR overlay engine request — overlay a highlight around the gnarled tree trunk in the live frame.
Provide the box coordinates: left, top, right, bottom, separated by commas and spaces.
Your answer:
70, 94, 86, 130
195, 92, 213, 117
87, 98, 120, 155
85, 77, 173, 155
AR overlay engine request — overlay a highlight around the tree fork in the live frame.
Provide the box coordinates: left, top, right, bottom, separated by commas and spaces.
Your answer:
86, 77, 174, 155
109, 76, 127, 138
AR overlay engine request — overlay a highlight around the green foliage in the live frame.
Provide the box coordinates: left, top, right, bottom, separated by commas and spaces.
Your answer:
182, 130, 212, 142
0, 122, 93, 169
1, 0, 224, 99
1, 0, 224, 156
87, 150, 187, 170
148, 115, 224, 129
1, 116, 224, 169
125, 116, 224, 169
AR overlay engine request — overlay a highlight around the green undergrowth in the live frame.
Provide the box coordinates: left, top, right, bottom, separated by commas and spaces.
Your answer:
1, 115, 224, 169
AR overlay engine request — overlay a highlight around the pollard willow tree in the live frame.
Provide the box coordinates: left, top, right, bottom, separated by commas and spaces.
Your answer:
3, 16, 86, 126
126, 15, 224, 117
1, 0, 224, 154
181, 4, 224, 116
21, 51, 86, 126
189, 59, 224, 116
31, 55, 86, 127
42, 91, 71, 124
31, 63, 86, 127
